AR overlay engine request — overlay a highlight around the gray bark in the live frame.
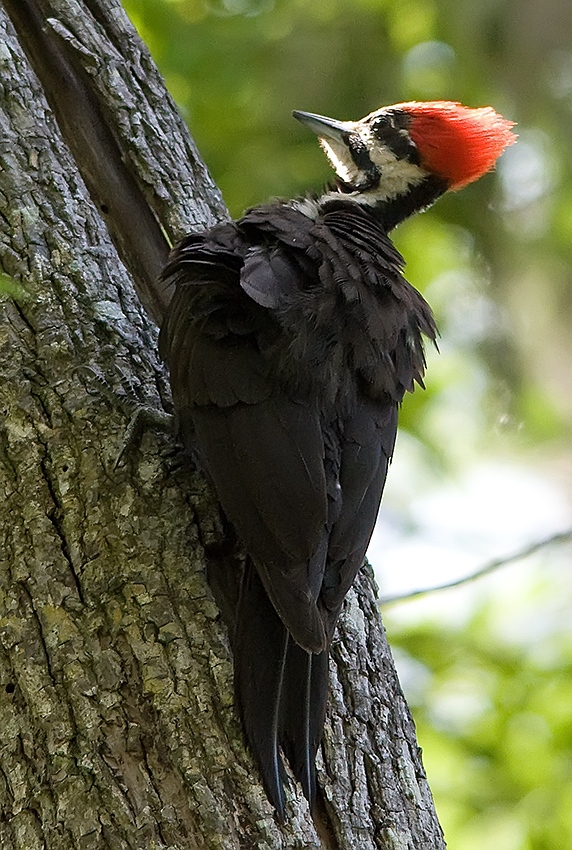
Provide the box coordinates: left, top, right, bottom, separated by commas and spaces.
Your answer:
0, 1, 446, 847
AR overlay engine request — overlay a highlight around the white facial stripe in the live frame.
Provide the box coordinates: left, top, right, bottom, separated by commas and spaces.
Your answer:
319, 138, 360, 184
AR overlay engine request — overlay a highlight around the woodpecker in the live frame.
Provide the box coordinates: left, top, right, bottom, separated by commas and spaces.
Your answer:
159, 101, 515, 818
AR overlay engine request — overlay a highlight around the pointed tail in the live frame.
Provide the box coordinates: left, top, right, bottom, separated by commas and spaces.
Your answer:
233, 562, 329, 818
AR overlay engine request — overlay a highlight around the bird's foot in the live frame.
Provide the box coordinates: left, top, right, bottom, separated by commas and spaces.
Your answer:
73, 365, 175, 467
114, 404, 175, 469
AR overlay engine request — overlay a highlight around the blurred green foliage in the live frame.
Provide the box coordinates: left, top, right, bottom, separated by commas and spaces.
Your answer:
120, 1, 572, 846
123, 0, 572, 456
387, 559, 572, 850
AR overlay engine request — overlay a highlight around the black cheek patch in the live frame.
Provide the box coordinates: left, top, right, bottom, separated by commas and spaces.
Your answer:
344, 132, 380, 189
391, 133, 421, 165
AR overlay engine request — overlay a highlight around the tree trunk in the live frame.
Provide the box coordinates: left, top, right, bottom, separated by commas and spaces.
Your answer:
0, 1, 446, 847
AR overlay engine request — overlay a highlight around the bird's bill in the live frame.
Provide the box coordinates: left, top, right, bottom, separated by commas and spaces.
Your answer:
292, 110, 349, 142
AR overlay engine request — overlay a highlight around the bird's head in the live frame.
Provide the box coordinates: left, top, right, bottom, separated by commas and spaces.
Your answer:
293, 101, 516, 228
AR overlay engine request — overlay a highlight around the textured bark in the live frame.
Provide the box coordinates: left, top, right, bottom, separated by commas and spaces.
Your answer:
0, 2, 446, 848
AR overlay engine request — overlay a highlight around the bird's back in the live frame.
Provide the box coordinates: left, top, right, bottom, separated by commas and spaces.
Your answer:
159, 198, 436, 816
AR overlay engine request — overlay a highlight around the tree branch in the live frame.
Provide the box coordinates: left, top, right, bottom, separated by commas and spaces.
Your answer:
2, 0, 227, 325
379, 528, 572, 606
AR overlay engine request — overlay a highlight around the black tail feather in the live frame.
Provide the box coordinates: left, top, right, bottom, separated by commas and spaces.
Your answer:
234, 562, 289, 817
281, 641, 329, 806
233, 562, 329, 818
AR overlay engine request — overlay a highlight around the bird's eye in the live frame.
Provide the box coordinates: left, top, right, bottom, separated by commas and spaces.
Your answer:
370, 113, 420, 164
370, 115, 392, 135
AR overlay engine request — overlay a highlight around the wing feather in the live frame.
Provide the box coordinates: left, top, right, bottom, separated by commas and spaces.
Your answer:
192, 398, 329, 653
320, 399, 399, 635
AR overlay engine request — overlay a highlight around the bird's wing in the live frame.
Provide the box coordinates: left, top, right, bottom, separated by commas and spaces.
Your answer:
320, 396, 399, 636
191, 392, 329, 653
160, 237, 330, 653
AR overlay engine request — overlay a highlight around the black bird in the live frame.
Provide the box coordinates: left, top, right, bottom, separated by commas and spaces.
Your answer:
159, 101, 515, 818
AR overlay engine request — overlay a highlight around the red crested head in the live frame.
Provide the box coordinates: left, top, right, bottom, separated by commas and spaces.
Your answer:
397, 101, 516, 190
294, 99, 516, 227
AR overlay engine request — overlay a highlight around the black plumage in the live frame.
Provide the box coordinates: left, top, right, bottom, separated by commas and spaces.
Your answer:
159, 196, 436, 816
158, 99, 515, 819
